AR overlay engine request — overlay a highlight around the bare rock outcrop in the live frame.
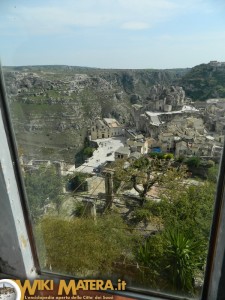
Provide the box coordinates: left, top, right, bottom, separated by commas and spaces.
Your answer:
146, 84, 186, 111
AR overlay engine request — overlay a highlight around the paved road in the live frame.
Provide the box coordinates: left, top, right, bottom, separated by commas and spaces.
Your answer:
76, 137, 125, 174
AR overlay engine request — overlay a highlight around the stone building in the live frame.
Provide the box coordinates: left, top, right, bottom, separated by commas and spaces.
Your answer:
131, 84, 200, 139
125, 128, 148, 154
115, 146, 130, 160
126, 138, 148, 154
132, 106, 199, 139
158, 132, 176, 152
175, 139, 213, 157
146, 84, 186, 112
91, 117, 123, 140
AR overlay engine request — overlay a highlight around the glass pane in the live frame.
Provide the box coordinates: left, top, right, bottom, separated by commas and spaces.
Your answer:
1, 1, 224, 298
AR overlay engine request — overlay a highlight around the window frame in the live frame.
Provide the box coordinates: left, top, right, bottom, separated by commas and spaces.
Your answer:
0, 65, 225, 299
0, 66, 40, 277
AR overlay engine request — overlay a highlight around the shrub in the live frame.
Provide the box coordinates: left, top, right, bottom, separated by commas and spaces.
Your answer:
149, 152, 164, 159
185, 156, 201, 168
83, 146, 95, 157
67, 172, 89, 191
164, 153, 174, 160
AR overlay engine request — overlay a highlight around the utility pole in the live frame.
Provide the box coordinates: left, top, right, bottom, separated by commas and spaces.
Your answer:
103, 170, 114, 211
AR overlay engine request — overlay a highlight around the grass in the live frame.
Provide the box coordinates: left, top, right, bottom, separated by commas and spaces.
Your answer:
10, 102, 64, 116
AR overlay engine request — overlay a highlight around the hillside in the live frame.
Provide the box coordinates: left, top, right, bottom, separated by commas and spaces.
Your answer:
181, 62, 225, 100
3, 66, 186, 162
3, 62, 225, 162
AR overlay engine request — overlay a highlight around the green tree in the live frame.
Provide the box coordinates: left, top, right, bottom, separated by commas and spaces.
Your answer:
66, 172, 89, 192
130, 165, 188, 224
83, 146, 95, 158
24, 165, 62, 221
184, 156, 201, 168
133, 168, 216, 295
113, 157, 173, 206
159, 180, 215, 245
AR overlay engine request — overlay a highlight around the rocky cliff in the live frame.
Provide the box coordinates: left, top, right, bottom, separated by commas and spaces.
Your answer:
3, 66, 186, 162
145, 84, 186, 109
3, 63, 225, 162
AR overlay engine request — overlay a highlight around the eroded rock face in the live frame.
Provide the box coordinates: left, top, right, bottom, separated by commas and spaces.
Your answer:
146, 84, 186, 110
2, 66, 187, 161
3, 69, 133, 161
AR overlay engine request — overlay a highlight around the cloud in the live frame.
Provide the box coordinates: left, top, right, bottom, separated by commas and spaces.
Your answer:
121, 22, 150, 30
0, 2, 116, 35
0, 0, 223, 36
7, 0, 177, 36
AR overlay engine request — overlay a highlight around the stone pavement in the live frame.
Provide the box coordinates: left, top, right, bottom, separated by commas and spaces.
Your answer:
76, 137, 126, 174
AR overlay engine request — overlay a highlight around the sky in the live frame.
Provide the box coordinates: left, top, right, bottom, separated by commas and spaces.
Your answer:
1, 0, 225, 69
0, 283, 13, 288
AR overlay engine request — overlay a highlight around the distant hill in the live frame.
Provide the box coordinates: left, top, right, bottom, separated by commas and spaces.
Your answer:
8, 63, 225, 101
2, 65, 188, 161
180, 62, 225, 100
2, 62, 225, 162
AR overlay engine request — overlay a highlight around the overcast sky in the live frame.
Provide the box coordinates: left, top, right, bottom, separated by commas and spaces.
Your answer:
1, 0, 225, 69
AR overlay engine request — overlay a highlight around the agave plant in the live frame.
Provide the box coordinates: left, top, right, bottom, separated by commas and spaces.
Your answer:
164, 229, 203, 293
